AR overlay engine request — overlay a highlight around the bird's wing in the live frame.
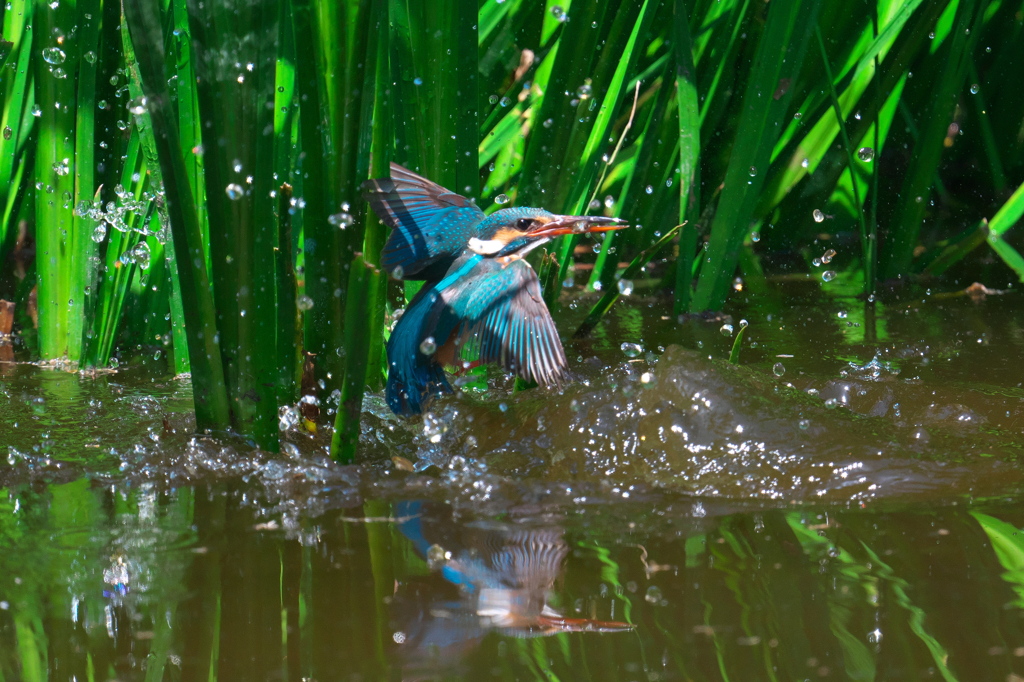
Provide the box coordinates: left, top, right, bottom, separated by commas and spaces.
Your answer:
362, 163, 485, 279
436, 258, 568, 388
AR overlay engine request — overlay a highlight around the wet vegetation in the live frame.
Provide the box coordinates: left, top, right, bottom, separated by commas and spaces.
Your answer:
1, 0, 1024, 679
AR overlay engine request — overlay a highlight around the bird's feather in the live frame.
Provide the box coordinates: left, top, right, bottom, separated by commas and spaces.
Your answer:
362, 163, 484, 279
385, 254, 568, 415
436, 257, 568, 390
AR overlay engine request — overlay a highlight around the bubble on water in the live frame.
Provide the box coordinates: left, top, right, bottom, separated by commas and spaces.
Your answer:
494, 194, 509, 205
773, 362, 785, 377
640, 372, 655, 386
798, 418, 810, 430
41, 47, 66, 64
328, 212, 354, 228
821, 270, 837, 282
91, 223, 107, 243
419, 337, 437, 355
821, 248, 836, 264
857, 147, 874, 162
128, 96, 147, 115
621, 342, 642, 358
296, 295, 314, 311
133, 242, 151, 270
83, 50, 97, 64
969, 83, 979, 94
812, 209, 825, 223
278, 404, 299, 431
720, 324, 734, 337
550, 5, 567, 21
225, 183, 244, 200
824, 398, 839, 409
617, 279, 634, 295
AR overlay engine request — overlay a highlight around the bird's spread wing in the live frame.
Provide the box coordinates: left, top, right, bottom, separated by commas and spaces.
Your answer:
437, 258, 568, 388
362, 163, 484, 279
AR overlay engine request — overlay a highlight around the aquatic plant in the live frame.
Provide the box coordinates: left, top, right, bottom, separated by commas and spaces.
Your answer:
0, 0, 1020, 459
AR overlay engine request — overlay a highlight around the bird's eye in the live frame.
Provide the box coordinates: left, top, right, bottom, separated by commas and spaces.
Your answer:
514, 218, 534, 231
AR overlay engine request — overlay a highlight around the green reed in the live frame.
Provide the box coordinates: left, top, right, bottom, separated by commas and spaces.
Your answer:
0, 0, 1020, 459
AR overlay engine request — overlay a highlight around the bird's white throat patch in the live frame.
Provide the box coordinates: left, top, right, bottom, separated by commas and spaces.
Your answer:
468, 237, 504, 255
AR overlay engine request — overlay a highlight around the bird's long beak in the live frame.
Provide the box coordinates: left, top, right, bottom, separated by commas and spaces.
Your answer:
528, 215, 628, 239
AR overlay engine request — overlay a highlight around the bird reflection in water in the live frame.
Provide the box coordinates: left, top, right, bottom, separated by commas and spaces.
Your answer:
391, 502, 633, 677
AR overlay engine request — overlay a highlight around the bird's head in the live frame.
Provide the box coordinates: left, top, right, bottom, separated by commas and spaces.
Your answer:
468, 207, 627, 258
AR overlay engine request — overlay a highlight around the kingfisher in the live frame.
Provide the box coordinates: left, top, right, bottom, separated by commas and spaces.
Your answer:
363, 163, 626, 416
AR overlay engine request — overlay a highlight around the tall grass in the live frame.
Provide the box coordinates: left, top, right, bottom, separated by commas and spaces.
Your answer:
0, 0, 1020, 457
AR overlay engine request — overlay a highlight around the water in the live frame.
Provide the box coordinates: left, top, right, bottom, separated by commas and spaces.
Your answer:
2, 283, 1024, 680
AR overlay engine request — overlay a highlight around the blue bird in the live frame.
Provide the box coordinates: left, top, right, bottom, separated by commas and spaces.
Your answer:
363, 164, 626, 416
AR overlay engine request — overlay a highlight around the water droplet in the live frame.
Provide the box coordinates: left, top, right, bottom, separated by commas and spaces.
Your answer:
812, 209, 825, 223
645, 586, 663, 604
133, 242, 151, 270
857, 147, 874, 162
576, 83, 592, 99
604, 195, 614, 209
494, 193, 509, 205
83, 50, 97, 64
550, 5, 567, 21
296, 295, 314, 311
821, 248, 836, 264
499, 96, 511, 107
2, 126, 11, 140
750, 230, 760, 243
645, 185, 653, 194
41, 46, 66, 64
419, 337, 437, 355
52, 67, 67, 79
720, 324, 734, 337
328, 212, 354, 228
969, 83, 979, 94
617, 279, 634, 295
773, 362, 785, 377
31, 104, 42, 117
748, 166, 757, 177
620, 342, 643, 358
232, 159, 243, 173
798, 419, 810, 430
801, 157, 809, 168
52, 158, 70, 176
225, 183, 244, 200
391, 265, 405, 280
821, 270, 837, 282
91, 223, 107, 243
128, 96, 147, 115
543, 118, 554, 128
489, 94, 499, 104
413, 76, 423, 86
793, 112, 802, 120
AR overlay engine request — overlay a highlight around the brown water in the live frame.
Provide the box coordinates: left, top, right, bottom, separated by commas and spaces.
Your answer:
2, 283, 1024, 681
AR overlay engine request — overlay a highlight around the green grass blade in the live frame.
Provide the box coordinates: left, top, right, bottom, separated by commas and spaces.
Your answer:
880, 0, 985, 278
573, 222, 683, 339
673, 0, 700, 314
988, 179, 1024, 238
691, 0, 821, 312
123, 0, 231, 430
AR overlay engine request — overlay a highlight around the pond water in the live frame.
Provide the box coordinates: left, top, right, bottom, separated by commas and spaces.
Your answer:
2, 282, 1024, 681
